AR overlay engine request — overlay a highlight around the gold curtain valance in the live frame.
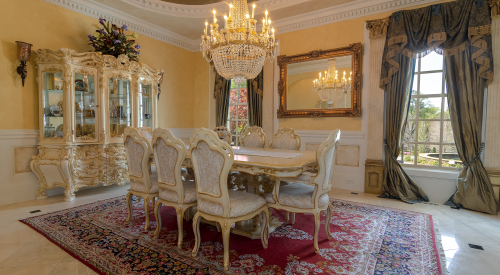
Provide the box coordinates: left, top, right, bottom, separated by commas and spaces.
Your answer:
380, 0, 494, 89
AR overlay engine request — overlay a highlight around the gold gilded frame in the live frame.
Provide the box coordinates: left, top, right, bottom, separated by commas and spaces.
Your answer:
277, 43, 362, 118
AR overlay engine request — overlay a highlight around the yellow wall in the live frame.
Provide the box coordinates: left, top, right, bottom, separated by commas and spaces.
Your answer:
0, 0, 196, 129
192, 54, 210, 128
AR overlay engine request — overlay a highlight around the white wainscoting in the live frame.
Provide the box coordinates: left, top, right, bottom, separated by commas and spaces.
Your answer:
0, 130, 66, 206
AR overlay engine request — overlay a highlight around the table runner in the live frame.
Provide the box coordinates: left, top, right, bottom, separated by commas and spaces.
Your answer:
233, 148, 303, 159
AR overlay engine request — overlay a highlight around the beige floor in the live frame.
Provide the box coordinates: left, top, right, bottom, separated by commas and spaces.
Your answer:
0, 185, 498, 275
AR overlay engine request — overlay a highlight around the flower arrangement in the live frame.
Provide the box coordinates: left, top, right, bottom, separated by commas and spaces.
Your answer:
88, 17, 141, 61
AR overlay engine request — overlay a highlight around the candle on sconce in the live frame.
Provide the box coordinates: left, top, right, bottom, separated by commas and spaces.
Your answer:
213, 9, 216, 23
265, 10, 268, 21
252, 3, 256, 18
204, 20, 208, 35
224, 14, 228, 29
246, 14, 250, 28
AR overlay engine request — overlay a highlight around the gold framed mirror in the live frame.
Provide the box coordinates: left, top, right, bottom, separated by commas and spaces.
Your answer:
277, 43, 362, 118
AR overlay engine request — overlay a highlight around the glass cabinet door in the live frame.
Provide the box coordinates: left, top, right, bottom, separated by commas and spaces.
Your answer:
139, 83, 153, 128
74, 71, 96, 140
42, 71, 64, 138
109, 77, 132, 138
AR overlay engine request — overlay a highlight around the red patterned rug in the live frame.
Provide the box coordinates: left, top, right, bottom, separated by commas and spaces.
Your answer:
20, 196, 447, 274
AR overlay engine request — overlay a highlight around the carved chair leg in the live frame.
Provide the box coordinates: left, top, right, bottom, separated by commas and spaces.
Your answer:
191, 213, 202, 257
290, 213, 295, 224
125, 192, 133, 224
325, 204, 333, 240
313, 212, 321, 253
152, 197, 156, 209
144, 197, 151, 232
222, 222, 232, 272
216, 222, 221, 232
261, 210, 269, 249
177, 207, 185, 250
153, 201, 162, 239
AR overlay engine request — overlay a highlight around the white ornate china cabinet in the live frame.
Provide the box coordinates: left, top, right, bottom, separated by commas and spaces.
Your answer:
30, 48, 161, 201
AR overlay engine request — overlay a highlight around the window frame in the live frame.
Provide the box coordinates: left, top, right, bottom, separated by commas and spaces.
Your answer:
226, 81, 249, 146
399, 54, 460, 170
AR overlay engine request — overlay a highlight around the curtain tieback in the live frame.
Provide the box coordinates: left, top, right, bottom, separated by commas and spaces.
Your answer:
463, 143, 485, 167
383, 138, 398, 161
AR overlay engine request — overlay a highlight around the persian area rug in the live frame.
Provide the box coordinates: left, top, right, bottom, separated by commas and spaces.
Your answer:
20, 196, 448, 275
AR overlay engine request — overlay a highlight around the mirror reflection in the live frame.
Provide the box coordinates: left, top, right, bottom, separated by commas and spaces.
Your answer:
287, 55, 352, 110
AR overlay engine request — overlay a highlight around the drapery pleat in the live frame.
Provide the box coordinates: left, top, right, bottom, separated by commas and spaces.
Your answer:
443, 48, 500, 214
214, 72, 231, 127
380, 0, 493, 90
247, 70, 264, 127
382, 56, 429, 203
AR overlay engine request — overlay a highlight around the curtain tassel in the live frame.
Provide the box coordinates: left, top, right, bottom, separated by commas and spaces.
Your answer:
463, 143, 485, 167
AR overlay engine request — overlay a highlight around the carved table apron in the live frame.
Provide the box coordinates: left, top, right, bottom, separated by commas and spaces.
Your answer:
154, 147, 317, 239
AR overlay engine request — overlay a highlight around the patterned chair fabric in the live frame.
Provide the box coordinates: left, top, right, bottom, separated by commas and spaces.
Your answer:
269, 127, 301, 150
137, 126, 154, 145
152, 128, 198, 249
266, 129, 341, 253
240, 126, 267, 148
123, 127, 159, 232
190, 128, 270, 271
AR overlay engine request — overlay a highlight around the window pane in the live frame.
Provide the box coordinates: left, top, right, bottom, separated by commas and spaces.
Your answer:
417, 144, 440, 167
420, 51, 443, 72
238, 121, 248, 134
400, 144, 416, 165
441, 145, 462, 168
229, 105, 237, 120
443, 121, 454, 143
412, 75, 418, 95
403, 121, 417, 143
230, 89, 238, 103
239, 88, 248, 103
418, 121, 440, 143
229, 121, 237, 135
444, 97, 450, 119
419, 73, 443, 95
408, 98, 417, 119
238, 105, 248, 119
419, 97, 441, 119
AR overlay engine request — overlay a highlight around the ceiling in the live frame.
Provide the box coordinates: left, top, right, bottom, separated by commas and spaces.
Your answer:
92, 0, 357, 40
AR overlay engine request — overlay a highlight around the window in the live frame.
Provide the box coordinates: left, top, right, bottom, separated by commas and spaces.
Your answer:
227, 80, 248, 146
399, 52, 461, 169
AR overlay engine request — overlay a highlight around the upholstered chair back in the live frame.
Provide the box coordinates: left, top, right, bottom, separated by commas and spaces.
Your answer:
124, 127, 153, 190
269, 127, 301, 150
240, 126, 267, 148
213, 126, 233, 145
152, 128, 187, 202
138, 126, 154, 145
191, 128, 234, 217
314, 129, 341, 191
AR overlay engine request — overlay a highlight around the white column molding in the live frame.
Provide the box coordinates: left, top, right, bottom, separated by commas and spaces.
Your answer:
484, 12, 500, 201
364, 18, 389, 194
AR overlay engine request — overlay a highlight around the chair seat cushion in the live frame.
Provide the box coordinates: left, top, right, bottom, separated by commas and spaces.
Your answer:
199, 191, 266, 217
264, 182, 329, 208
159, 181, 197, 203
278, 171, 317, 185
130, 173, 159, 193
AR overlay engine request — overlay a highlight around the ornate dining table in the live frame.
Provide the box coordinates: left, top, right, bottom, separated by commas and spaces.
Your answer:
155, 146, 318, 239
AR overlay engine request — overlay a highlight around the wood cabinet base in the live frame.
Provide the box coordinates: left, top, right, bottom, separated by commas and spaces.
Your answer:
364, 159, 384, 195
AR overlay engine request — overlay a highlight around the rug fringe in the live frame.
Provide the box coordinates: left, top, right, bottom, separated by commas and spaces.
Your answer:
432, 216, 449, 275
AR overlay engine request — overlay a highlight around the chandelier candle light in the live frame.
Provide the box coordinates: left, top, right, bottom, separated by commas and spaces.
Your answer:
201, 0, 277, 85
313, 59, 352, 108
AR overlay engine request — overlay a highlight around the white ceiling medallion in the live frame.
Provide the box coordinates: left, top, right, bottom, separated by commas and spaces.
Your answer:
120, 0, 311, 18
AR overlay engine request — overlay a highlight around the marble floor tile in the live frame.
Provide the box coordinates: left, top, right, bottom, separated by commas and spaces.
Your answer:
0, 184, 497, 274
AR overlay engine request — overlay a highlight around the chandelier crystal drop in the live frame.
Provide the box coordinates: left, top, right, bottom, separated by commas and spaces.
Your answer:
201, 0, 277, 84
312, 58, 352, 108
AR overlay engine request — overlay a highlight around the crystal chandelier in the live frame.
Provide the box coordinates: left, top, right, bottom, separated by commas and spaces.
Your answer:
312, 58, 352, 108
201, 0, 277, 85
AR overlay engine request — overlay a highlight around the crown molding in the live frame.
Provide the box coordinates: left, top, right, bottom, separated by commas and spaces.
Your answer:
273, 0, 441, 34
45, 0, 443, 53
43, 0, 200, 52
120, 0, 310, 18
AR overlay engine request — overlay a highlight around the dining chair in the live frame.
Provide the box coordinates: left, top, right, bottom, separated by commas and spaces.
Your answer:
265, 129, 341, 253
213, 126, 233, 145
152, 128, 197, 249
190, 128, 269, 271
240, 126, 267, 148
137, 126, 154, 145
269, 127, 301, 150
123, 127, 159, 231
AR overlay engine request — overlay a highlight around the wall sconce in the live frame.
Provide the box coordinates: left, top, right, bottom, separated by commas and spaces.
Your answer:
16, 41, 33, 87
